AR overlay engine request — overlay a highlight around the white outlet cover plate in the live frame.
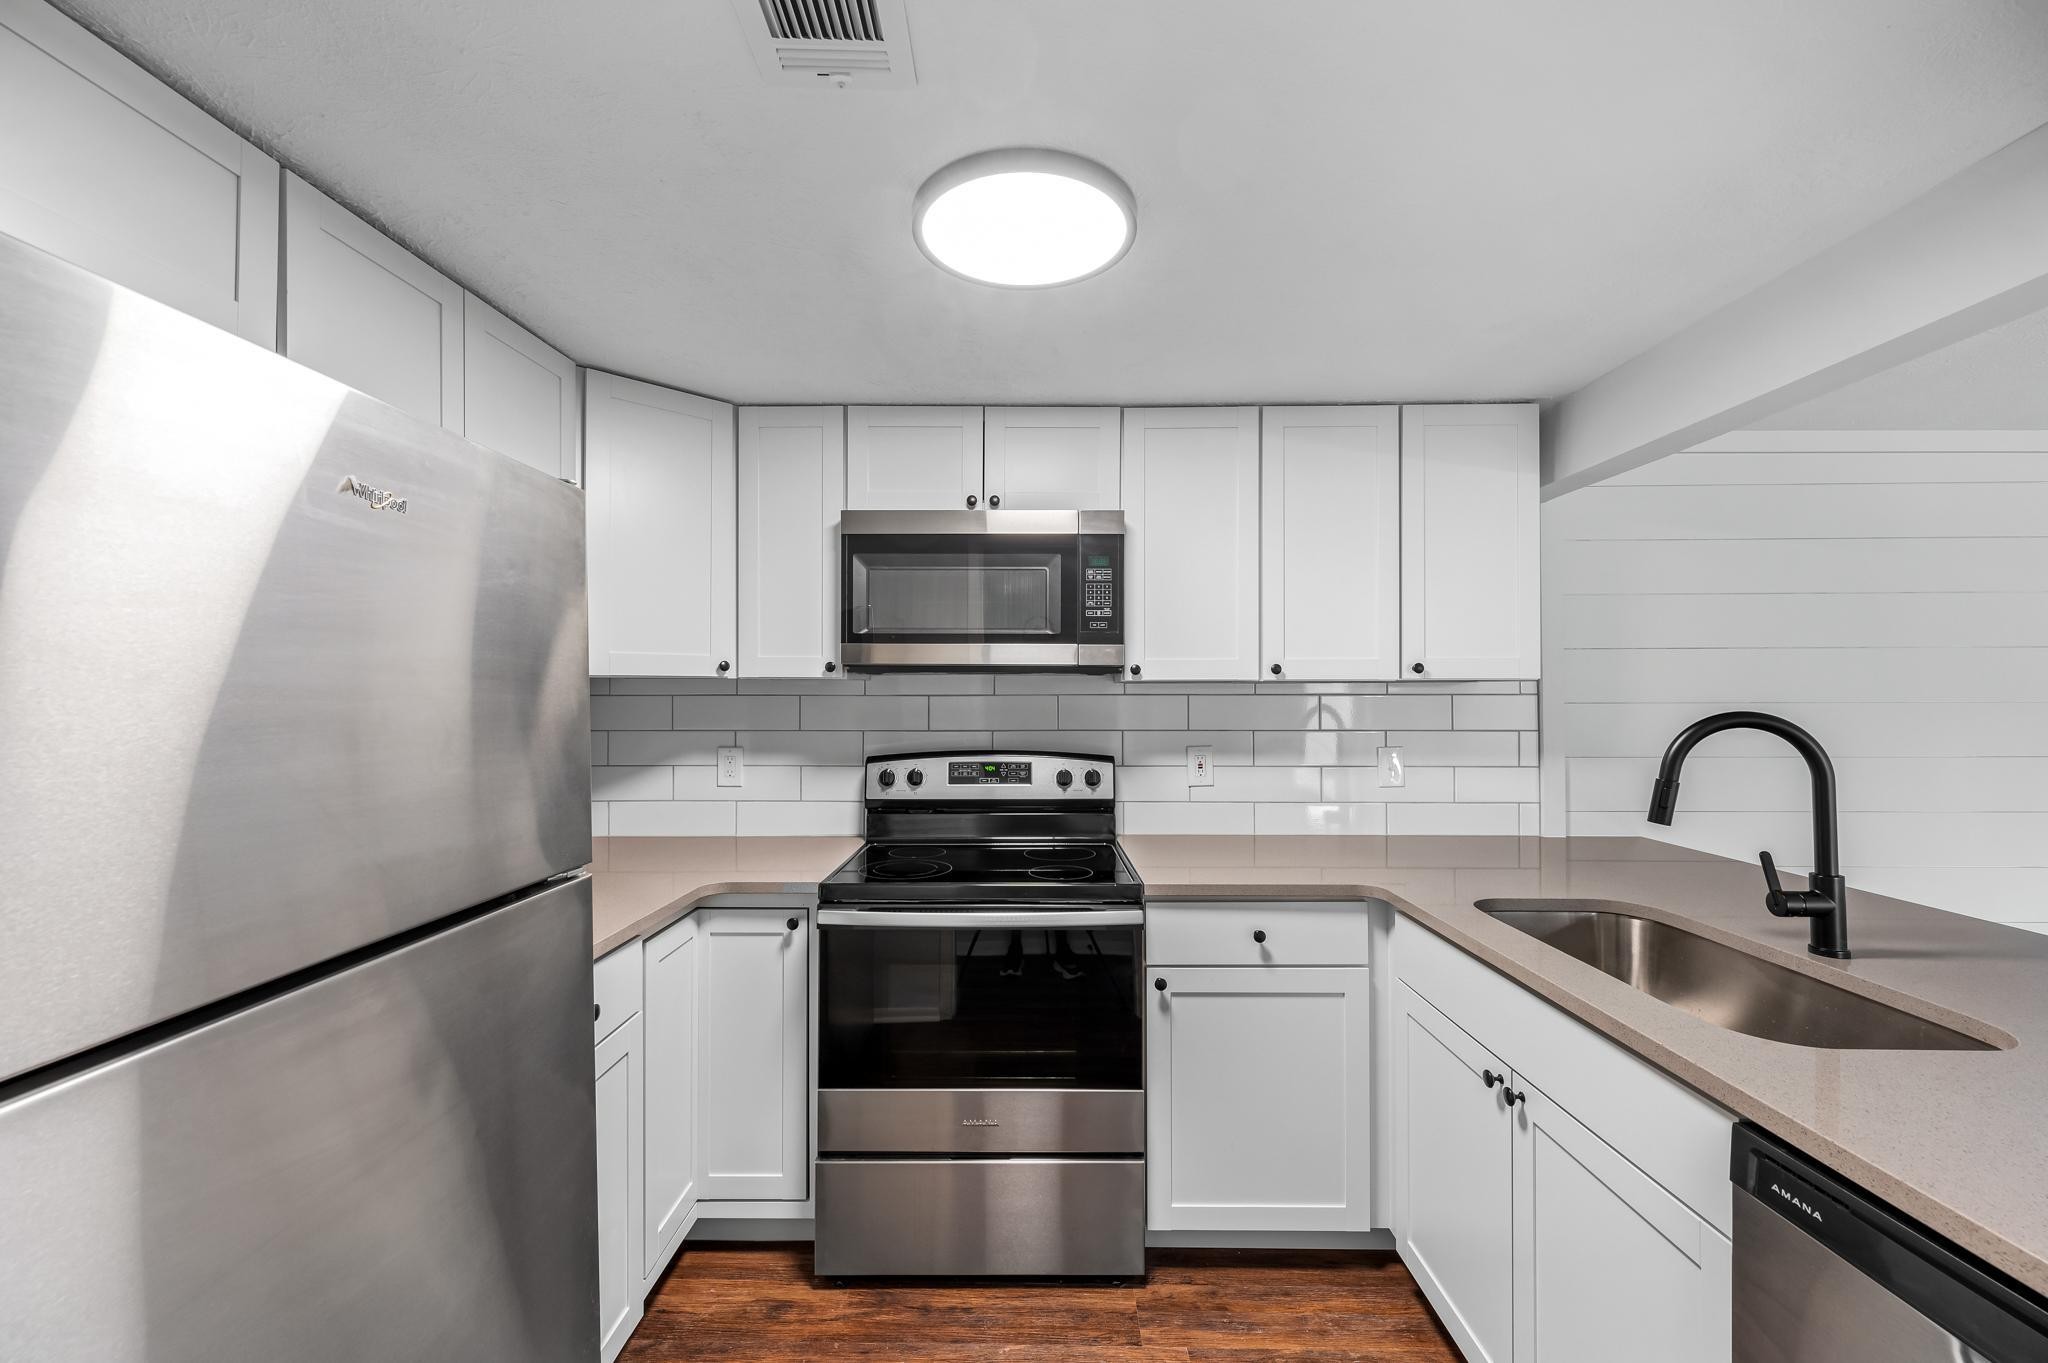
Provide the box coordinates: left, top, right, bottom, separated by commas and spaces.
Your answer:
1377, 746, 1405, 788
717, 745, 744, 787
1187, 745, 1215, 787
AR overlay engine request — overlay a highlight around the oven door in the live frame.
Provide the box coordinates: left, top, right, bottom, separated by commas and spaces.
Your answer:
840, 511, 1123, 670
816, 907, 1144, 1156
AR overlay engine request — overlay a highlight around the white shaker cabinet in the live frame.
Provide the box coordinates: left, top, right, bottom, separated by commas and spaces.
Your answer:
462, 293, 579, 480
1399, 403, 1541, 679
594, 1010, 644, 1363
641, 915, 700, 1282
282, 174, 464, 430
738, 407, 845, 678
983, 407, 1121, 510
1120, 407, 1261, 681
1146, 965, 1371, 1232
0, 0, 279, 347
696, 907, 809, 1202
1260, 406, 1401, 681
1394, 984, 1515, 1363
845, 405, 984, 510
584, 372, 736, 677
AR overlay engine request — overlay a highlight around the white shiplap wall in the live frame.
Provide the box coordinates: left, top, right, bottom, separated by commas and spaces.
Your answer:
591, 674, 1539, 839
1550, 430, 2048, 932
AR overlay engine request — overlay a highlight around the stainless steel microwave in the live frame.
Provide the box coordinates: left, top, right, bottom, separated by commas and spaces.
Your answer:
840, 510, 1124, 672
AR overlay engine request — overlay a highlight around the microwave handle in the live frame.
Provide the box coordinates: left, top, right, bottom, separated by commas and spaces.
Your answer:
816, 908, 1144, 929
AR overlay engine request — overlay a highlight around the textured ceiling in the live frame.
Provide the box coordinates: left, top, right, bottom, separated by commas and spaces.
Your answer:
1754, 306, 2048, 430
55, 0, 2048, 405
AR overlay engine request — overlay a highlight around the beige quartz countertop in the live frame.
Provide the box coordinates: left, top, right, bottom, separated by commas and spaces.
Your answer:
588, 831, 2048, 1297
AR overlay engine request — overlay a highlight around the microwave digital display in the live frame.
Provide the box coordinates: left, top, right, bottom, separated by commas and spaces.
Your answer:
949, 761, 1032, 785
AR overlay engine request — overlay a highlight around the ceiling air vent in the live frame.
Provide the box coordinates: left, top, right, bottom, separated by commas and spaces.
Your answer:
732, 0, 916, 90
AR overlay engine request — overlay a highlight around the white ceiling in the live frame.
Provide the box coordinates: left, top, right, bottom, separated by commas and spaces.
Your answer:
1752, 306, 2048, 429
57, 0, 2048, 405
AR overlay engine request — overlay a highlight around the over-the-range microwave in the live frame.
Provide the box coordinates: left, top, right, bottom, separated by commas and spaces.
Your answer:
840, 510, 1124, 672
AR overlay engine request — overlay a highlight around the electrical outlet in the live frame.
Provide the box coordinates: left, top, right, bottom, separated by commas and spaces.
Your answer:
717, 746, 744, 787
1377, 746, 1405, 788
1187, 745, 1215, 787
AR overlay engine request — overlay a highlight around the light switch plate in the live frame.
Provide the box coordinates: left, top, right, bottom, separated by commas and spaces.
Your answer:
1377, 746, 1405, 788
717, 746, 744, 787
1187, 745, 1215, 787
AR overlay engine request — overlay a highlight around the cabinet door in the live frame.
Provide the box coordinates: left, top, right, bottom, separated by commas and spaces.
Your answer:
282, 173, 463, 430
1148, 967, 1370, 1232
642, 916, 699, 1280
983, 407, 1120, 510
0, 1, 278, 347
594, 1013, 644, 1363
1121, 407, 1260, 681
1394, 984, 1514, 1363
845, 405, 983, 509
1400, 403, 1540, 679
1512, 1077, 1731, 1363
585, 372, 736, 676
1260, 406, 1400, 680
697, 908, 808, 1202
739, 407, 845, 678
462, 293, 578, 480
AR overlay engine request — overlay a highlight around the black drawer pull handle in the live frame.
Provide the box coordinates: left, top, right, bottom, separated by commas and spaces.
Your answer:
1504, 1089, 1526, 1108
1154, 977, 1167, 991
1252, 929, 1267, 944
1482, 1069, 1504, 1089
594, 1003, 602, 1021
787, 917, 800, 931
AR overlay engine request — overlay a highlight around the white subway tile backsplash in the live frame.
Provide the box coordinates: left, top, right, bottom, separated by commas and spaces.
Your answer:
595, 676, 1540, 839
1453, 694, 1539, 730
930, 695, 1059, 730
1320, 695, 1455, 730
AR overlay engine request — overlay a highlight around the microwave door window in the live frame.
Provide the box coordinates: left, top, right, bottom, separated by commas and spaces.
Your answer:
850, 550, 1062, 638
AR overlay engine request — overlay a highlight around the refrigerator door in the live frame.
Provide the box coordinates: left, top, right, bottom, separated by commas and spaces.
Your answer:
0, 233, 592, 1081
0, 875, 597, 1363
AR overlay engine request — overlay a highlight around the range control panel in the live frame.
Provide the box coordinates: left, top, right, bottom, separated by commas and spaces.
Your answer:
866, 751, 1114, 801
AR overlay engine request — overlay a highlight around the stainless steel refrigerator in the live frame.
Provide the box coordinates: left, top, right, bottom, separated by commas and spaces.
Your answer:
0, 232, 598, 1361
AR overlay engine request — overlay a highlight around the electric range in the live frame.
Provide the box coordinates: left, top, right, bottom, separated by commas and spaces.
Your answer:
812, 749, 1146, 1279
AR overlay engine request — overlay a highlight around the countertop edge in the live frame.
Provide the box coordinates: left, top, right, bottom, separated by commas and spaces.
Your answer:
592, 880, 819, 958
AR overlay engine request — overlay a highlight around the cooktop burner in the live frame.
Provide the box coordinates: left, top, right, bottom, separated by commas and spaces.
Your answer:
863, 858, 948, 880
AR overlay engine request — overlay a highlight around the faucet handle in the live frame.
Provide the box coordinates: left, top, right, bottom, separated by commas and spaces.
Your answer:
1758, 850, 1792, 916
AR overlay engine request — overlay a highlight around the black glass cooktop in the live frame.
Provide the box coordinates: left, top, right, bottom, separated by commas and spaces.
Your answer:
819, 840, 1143, 904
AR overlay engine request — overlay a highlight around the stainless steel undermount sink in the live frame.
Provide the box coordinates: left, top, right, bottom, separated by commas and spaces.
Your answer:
1475, 900, 2003, 1052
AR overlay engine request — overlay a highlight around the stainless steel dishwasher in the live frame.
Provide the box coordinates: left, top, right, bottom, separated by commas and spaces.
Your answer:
1733, 1124, 2048, 1362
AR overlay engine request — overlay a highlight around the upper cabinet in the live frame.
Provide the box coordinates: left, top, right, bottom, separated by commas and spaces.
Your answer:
739, 406, 845, 679
585, 372, 736, 677
1261, 406, 1401, 681
282, 173, 464, 431
462, 293, 579, 481
845, 405, 983, 509
1121, 407, 1261, 682
0, 0, 277, 347
1400, 403, 1541, 679
983, 407, 1121, 510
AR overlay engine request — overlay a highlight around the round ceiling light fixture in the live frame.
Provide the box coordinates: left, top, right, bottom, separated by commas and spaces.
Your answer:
912, 149, 1136, 288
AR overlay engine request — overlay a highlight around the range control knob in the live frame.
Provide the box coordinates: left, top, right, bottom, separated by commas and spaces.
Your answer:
1083, 768, 1102, 789
906, 768, 924, 788
1055, 768, 1074, 790
877, 768, 896, 789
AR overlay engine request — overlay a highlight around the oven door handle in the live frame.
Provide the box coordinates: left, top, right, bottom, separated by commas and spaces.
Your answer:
815, 908, 1144, 929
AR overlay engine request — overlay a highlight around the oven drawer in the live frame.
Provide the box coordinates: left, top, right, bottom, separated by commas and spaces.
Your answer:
815, 1157, 1145, 1277
1146, 902, 1369, 967
820, 1088, 1144, 1156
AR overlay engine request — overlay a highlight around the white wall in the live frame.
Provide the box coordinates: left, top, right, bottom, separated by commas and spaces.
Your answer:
590, 674, 1539, 839
1548, 430, 2048, 932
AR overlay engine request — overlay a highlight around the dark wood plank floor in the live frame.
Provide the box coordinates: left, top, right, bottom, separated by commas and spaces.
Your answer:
623, 1242, 1462, 1362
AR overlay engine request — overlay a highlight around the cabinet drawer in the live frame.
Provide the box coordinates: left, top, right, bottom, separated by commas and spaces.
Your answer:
593, 939, 642, 1043
1147, 902, 1369, 966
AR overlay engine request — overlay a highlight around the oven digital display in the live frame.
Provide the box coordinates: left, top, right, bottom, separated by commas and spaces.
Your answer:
949, 760, 1032, 785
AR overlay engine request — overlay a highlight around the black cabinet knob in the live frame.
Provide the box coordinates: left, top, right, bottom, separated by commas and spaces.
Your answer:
1505, 1089, 1526, 1108
786, 917, 799, 931
1252, 929, 1267, 943
966, 494, 979, 508
1154, 977, 1167, 991
825, 661, 837, 673
1482, 1069, 1504, 1089
594, 1003, 601, 1020
718, 660, 730, 673
1270, 663, 1282, 676
989, 494, 1001, 507
1129, 664, 1142, 678
1411, 662, 1425, 675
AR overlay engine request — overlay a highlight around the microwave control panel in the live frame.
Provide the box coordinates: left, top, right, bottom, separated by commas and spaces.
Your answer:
1080, 535, 1122, 640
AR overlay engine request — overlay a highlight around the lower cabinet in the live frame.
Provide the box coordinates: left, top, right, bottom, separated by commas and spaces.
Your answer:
697, 906, 810, 1201
1393, 959, 1732, 1363
642, 915, 699, 1281
594, 1011, 644, 1363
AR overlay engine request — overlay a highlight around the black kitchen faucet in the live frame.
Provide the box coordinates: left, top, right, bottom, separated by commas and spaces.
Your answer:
1646, 710, 1851, 959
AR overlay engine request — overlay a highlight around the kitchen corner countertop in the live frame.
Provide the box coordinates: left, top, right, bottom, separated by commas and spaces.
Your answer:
590, 831, 2048, 1297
